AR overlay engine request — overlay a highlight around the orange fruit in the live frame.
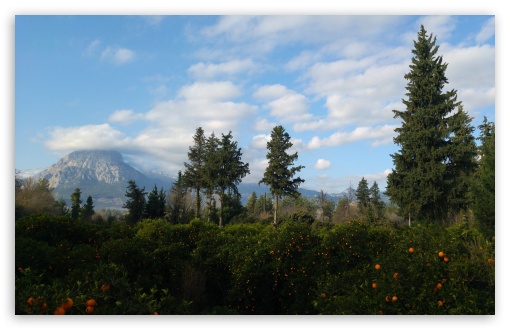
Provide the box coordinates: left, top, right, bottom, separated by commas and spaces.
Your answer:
321, 293, 326, 298
86, 306, 94, 314
85, 299, 97, 308
385, 296, 391, 303
408, 247, 414, 253
40, 302, 48, 312
438, 300, 444, 307
436, 283, 442, 289
391, 295, 398, 302
153, 311, 159, 315
372, 282, 377, 289
101, 284, 110, 292
61, 298, 73, 310
27, 297, 34, 306
425, 262, 431, 267
443, 257, 449, 263
438, 251, 444, 258
375, 264, 381, 270
393, 272, 399, 279
54, 306, 65, 315
488, 258, 494, 265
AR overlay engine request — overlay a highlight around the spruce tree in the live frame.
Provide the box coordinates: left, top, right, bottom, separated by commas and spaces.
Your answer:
246, 191, 257, 217
70, 188, 82, 220
202, 133, 220, 222
259, 125, 305, 226
145, 184, 166, 219
355, 177, 370, 209
369, 181, 384, 221
123, 180, 147, 225
386, 25, 477, 224
472, 117, 495, 238
214, 131, 250, 227
183, 127, 206, 219
81, 195, 95, 221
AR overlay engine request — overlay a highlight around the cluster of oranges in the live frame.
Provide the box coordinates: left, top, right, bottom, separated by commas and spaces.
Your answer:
26, 296, 47, 314
50, 283, 108, 315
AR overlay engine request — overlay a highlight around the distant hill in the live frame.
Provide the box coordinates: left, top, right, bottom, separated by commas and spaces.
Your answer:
20, 149, 388, 210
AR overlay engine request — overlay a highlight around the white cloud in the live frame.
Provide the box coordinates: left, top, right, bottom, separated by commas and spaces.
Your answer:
254, 84, 310, 123
108, 109, 145, 124
307, 125, 397, 149
251, 134, 270, 149
178, 81, 242, 101
100, 46, 136, 65
253, 118, 278, 131
417, 16, 456, 41
44, 124, 132, 152
314, 159, 331, 170
188, 59, 257, 80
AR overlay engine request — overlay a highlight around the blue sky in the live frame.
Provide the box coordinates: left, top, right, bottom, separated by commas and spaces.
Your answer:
14, 14, 495, 193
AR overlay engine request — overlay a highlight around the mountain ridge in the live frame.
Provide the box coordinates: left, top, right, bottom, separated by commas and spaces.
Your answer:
20, 149, 385, 210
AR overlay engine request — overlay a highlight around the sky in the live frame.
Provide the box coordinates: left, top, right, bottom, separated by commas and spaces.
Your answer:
14, 14, 496, 194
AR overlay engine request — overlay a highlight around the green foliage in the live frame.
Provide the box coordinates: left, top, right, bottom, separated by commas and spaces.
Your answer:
70, 188, 82, 220
183, 127, 206, 218
472, 117, 495, 239
386, 26, 477, 224
259, 125, 305, 225
145, 184, 166, 219
15, 212, 494, 315
123, 180, 147, 224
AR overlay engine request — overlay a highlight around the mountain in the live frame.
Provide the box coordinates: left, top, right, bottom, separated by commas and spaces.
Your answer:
32, 150, 173, 210
22, 149, 388, 211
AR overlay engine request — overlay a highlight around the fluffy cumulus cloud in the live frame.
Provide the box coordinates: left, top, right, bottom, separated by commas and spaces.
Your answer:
314, 159, 331, 170
188, 59, 258, 80
44, 124, 132, 152
254, 84, 311, 123
108, 109, 145, 124
307, 125, 398, 149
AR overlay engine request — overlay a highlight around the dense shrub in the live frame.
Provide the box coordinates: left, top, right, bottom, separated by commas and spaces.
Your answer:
15, 214, 495, 314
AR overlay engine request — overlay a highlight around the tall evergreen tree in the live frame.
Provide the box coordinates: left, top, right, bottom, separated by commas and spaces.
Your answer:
472, 117, 495, 238
386, 25, 477, 224
246, 191, 257, 217
183, 127, 206, 219
355, 178, 370, 209
369, 181, 384, 221
70, 188, 82, 220
123, 180, 147, 225
259, 125, 304, 226
81, 195, 95, 221
168, 171, 192, 224
145, 184, 166, 219
214, 131, 250, 227
202, 132, 220, 222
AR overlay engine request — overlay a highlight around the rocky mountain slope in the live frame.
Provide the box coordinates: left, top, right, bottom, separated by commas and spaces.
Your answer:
33, 150, 171, 210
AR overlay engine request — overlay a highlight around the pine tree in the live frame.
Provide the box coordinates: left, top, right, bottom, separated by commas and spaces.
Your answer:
259, 125, 305, 226
123, 180, 147, 225
386, 25, 477, 224
168, 171, 191, 224
145, 184, 166, 219
214, 131, 250, 227
70, 188, 82, 220
183, 127, 206, 219
81, 195, 95, 221
472, 117, 495, 238
355, 178, 370, 209
202, 132, 220, 222
246, 191, 257, 217
369, 181, 384, 221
